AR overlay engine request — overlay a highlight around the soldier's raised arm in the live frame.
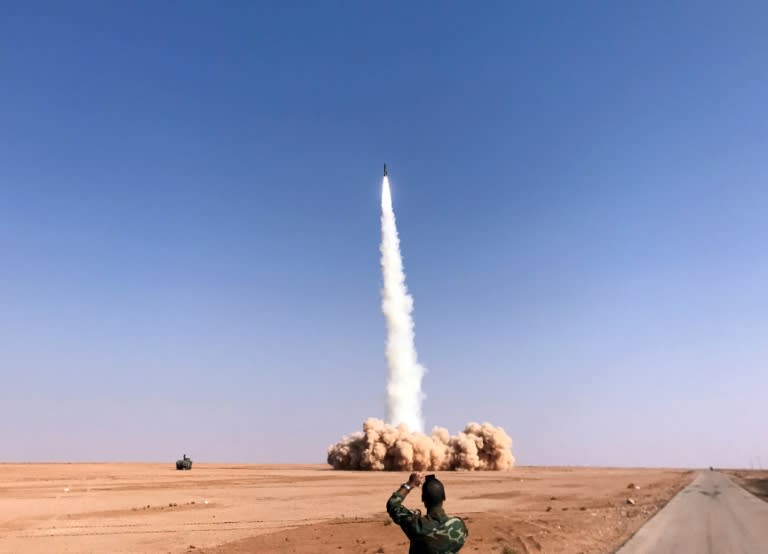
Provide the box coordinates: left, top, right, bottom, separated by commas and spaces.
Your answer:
386, 472, 423, 526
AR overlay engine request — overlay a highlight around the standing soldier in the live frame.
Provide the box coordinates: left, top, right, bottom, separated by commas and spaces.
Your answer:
386, 472, 468, 553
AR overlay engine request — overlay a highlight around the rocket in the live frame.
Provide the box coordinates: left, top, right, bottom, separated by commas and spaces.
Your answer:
384, 163, 388, 177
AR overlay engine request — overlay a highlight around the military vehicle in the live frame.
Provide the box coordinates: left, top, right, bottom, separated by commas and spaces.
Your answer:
176, 454, 192, 470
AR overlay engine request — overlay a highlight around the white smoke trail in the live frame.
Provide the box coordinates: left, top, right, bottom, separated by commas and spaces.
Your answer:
380, 175, 425, 432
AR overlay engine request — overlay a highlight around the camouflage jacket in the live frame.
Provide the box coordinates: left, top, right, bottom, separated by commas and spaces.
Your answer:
386, 491, 468, 553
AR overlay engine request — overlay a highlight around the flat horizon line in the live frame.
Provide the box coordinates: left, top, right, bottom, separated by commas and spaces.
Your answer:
0, 461, 745, 471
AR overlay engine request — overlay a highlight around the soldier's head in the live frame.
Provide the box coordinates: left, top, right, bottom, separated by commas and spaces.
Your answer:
421, 474, 446, 509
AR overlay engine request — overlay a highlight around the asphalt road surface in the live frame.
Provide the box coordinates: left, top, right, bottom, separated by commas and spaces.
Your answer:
617, 471, 768, 553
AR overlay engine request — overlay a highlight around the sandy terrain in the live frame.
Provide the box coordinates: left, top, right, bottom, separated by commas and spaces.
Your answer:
722, 469, 768, 503
0, 464, 692, 553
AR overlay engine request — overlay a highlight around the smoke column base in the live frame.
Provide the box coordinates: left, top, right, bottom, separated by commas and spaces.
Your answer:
327, 418, 515, 471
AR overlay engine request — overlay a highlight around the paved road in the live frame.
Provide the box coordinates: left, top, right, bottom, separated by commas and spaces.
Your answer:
617, 471, 768, 553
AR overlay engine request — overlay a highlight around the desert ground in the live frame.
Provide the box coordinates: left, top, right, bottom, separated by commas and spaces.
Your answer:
723, 469, 768, 503
0, 464, 693, 553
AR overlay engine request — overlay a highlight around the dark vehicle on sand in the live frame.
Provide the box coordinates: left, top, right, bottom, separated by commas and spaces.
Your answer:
176, 454, 192, 470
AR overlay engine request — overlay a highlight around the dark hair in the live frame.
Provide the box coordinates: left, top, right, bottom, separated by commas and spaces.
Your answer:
421, 474, 446, 507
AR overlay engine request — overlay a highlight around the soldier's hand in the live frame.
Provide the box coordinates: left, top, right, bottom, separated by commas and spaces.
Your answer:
408, 472, 424, 488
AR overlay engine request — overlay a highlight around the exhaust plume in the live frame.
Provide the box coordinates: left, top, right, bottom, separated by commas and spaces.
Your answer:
381, 175, 425, 432
327, 418, 515, 471
325, 169, 517, 471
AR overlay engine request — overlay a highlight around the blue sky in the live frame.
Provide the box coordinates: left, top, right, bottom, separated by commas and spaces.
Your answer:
1, 2, 766, 467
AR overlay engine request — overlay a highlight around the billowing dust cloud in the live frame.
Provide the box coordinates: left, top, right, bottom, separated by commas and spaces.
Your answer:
327, 418, 515, 471
381, 175, 426, 432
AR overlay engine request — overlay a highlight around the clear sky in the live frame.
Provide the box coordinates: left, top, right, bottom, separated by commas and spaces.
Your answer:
1, 2, 766, 468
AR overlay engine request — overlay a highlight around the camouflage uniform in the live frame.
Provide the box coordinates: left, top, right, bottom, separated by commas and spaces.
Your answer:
386, 490, 468, 553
